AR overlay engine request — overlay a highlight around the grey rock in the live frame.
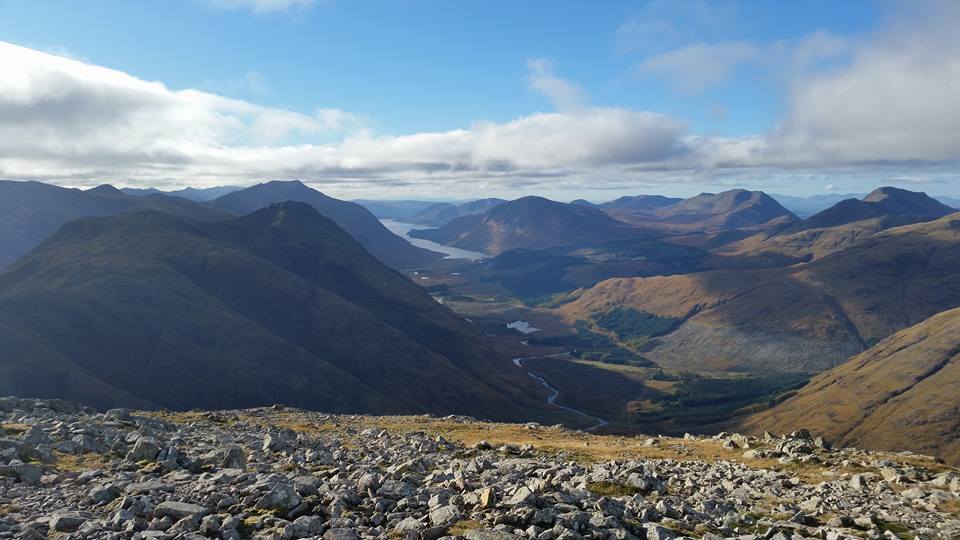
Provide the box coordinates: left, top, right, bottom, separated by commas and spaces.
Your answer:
50, 512, 89, 533
126, 438, 160, 462
323, 528, 358, 540
154, 501, 205, 521
256, 482, 302, 512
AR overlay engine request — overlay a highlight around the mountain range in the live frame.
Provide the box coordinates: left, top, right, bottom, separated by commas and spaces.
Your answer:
0, 202, 542, 418
728, 187, 956, 260
561, 211, 960, 373
409, 196, 651, 254
0, 181, 231, 270
405, 198, 507, 227
608, 189, 799, 233
121, 185, 239, 201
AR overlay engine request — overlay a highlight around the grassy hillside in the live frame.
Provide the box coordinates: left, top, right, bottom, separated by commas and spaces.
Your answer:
560, 212, 960, 372
740, 306, 960, 466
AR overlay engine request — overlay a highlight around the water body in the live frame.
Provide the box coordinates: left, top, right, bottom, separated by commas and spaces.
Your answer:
380, 219, 489, 260
507, 320, 541, 334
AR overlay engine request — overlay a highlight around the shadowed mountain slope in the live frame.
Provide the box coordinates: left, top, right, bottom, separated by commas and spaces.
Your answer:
211, 181, 442, 268
740, 306, 960, 465
0, 203, 541, 418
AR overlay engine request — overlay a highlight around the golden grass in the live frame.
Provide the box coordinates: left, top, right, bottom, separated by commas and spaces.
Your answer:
0, 504, 21, 517
447, 520, 483, 535
52, 451, 112, 472
939, 498, 960, 518
586, 481, 644, 497
1, 423, 30, 435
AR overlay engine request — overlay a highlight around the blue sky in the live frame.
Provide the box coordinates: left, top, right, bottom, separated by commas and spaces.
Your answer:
1, 0, 958, 199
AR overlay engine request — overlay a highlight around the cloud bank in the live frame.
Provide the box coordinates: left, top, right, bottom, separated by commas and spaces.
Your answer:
0, 0, 958, 198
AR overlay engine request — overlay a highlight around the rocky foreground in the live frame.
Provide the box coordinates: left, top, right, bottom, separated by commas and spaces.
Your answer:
1, 397, 959, 540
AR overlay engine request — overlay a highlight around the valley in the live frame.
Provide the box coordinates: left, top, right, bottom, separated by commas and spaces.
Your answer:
2, 179, 960, 467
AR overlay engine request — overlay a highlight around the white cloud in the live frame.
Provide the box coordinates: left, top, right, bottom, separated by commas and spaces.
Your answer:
525, 58, 588, 112
771, 0, 960, 164
2, 0, 959, 202
636, 41, 761, 92
635, 32, 849, 93
615, 0, 736, 55
0, 41, 688, 192
201, 0, 315, 14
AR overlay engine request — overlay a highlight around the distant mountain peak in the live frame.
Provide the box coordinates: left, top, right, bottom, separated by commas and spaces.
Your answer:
87, 184, 123, 195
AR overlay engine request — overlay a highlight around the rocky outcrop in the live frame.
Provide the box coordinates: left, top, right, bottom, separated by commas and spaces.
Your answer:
0, 397, 958, 539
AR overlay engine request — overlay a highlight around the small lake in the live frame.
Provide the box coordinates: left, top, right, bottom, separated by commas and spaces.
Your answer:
507, 320, 541, 334
381, 219, 489, 260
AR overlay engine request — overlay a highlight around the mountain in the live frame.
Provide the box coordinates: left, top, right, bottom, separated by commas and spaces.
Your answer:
598, 194, 682, 221
409, 196, 650, 254
770, 193, 866, 218
641, 190, 799, 232
729, 187, 957, 260
351, 199, 442, 219
560, 212, 960, 373
210, 180, 442, 268
0, 202, 543, 418
741, 306, 960, 465
0, 180, 231, 270
121, 186, 239, 201
789, 187, 954, 232
406, 198, 507, 227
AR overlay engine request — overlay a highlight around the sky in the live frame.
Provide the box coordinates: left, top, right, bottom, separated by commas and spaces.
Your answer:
1, 0, 959, 200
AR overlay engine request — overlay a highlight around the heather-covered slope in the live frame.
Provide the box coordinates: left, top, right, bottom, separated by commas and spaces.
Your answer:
741, 306, 960, 466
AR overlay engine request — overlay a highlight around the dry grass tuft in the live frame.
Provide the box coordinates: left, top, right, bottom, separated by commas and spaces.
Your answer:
0, 504, 21, 517
586, 481, 644, 497
52, 451, 112, 472
447, 520, 483, 535
1, 423, 29, 435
